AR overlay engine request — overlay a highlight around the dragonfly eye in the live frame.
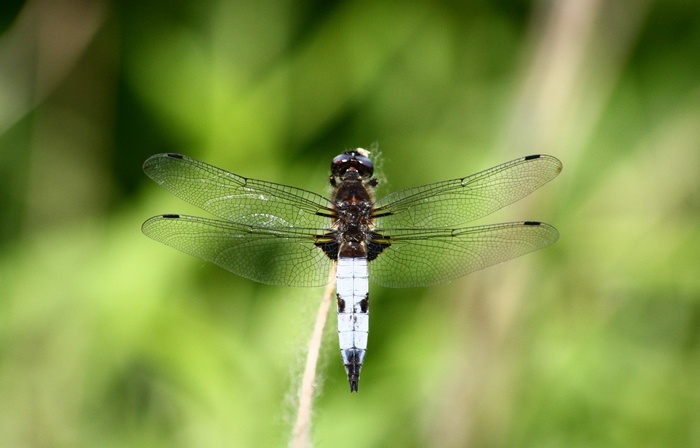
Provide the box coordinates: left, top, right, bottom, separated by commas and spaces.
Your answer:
331, 151, 374, 179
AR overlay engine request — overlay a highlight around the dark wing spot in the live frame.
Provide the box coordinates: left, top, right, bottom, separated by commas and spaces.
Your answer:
523, 221, 541, 226
166, 153, 184, 159
524, 154, 541, 161
315, 233, 339, 260
367, 232, 391, 261
162, 214, 180, 219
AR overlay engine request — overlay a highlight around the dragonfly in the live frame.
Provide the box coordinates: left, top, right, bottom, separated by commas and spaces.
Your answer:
142, 149, 562, 392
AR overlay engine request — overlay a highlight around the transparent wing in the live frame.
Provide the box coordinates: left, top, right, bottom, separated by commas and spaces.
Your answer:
142, 214, 334, 287
143, 153, 334, 228
373, 155, 562, 229
369, 221, 559, 288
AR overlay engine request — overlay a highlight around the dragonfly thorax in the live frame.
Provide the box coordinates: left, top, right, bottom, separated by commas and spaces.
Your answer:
333, 184, 374, 257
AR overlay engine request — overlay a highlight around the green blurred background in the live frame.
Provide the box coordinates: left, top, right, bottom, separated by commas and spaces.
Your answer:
1, 0, 699, 446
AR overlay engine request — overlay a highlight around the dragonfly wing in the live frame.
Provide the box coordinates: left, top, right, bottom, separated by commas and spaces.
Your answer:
368, 221, 559, 288
372, 154, 562, 228
142, 214, 334, 287
143, 153, 335, 228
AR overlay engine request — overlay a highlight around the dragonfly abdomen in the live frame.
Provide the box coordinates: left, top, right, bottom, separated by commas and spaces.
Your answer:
336, 256, 369, 392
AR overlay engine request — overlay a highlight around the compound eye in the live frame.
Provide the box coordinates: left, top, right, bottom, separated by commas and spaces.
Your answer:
330, 151, 374, 179
332, 154, 350, 167
354, 155, 374, 177
331, 154, 350, 177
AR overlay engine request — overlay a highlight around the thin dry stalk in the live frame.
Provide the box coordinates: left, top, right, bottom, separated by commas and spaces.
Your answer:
291, 274, 336, 448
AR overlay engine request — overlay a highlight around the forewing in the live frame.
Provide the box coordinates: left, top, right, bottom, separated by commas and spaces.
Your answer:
369, 221, 559, 288
143, 153, 334, 228
373, 155, 562, 228
142, 214, 334, 287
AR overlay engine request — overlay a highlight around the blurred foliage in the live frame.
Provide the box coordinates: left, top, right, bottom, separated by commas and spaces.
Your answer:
1, 0, 700, 447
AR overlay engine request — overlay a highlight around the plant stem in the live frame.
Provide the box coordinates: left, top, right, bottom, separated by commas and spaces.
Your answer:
291, 274, 336, 448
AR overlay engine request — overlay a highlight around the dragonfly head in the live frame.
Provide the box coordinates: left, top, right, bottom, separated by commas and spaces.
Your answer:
330, 149, 375, 186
